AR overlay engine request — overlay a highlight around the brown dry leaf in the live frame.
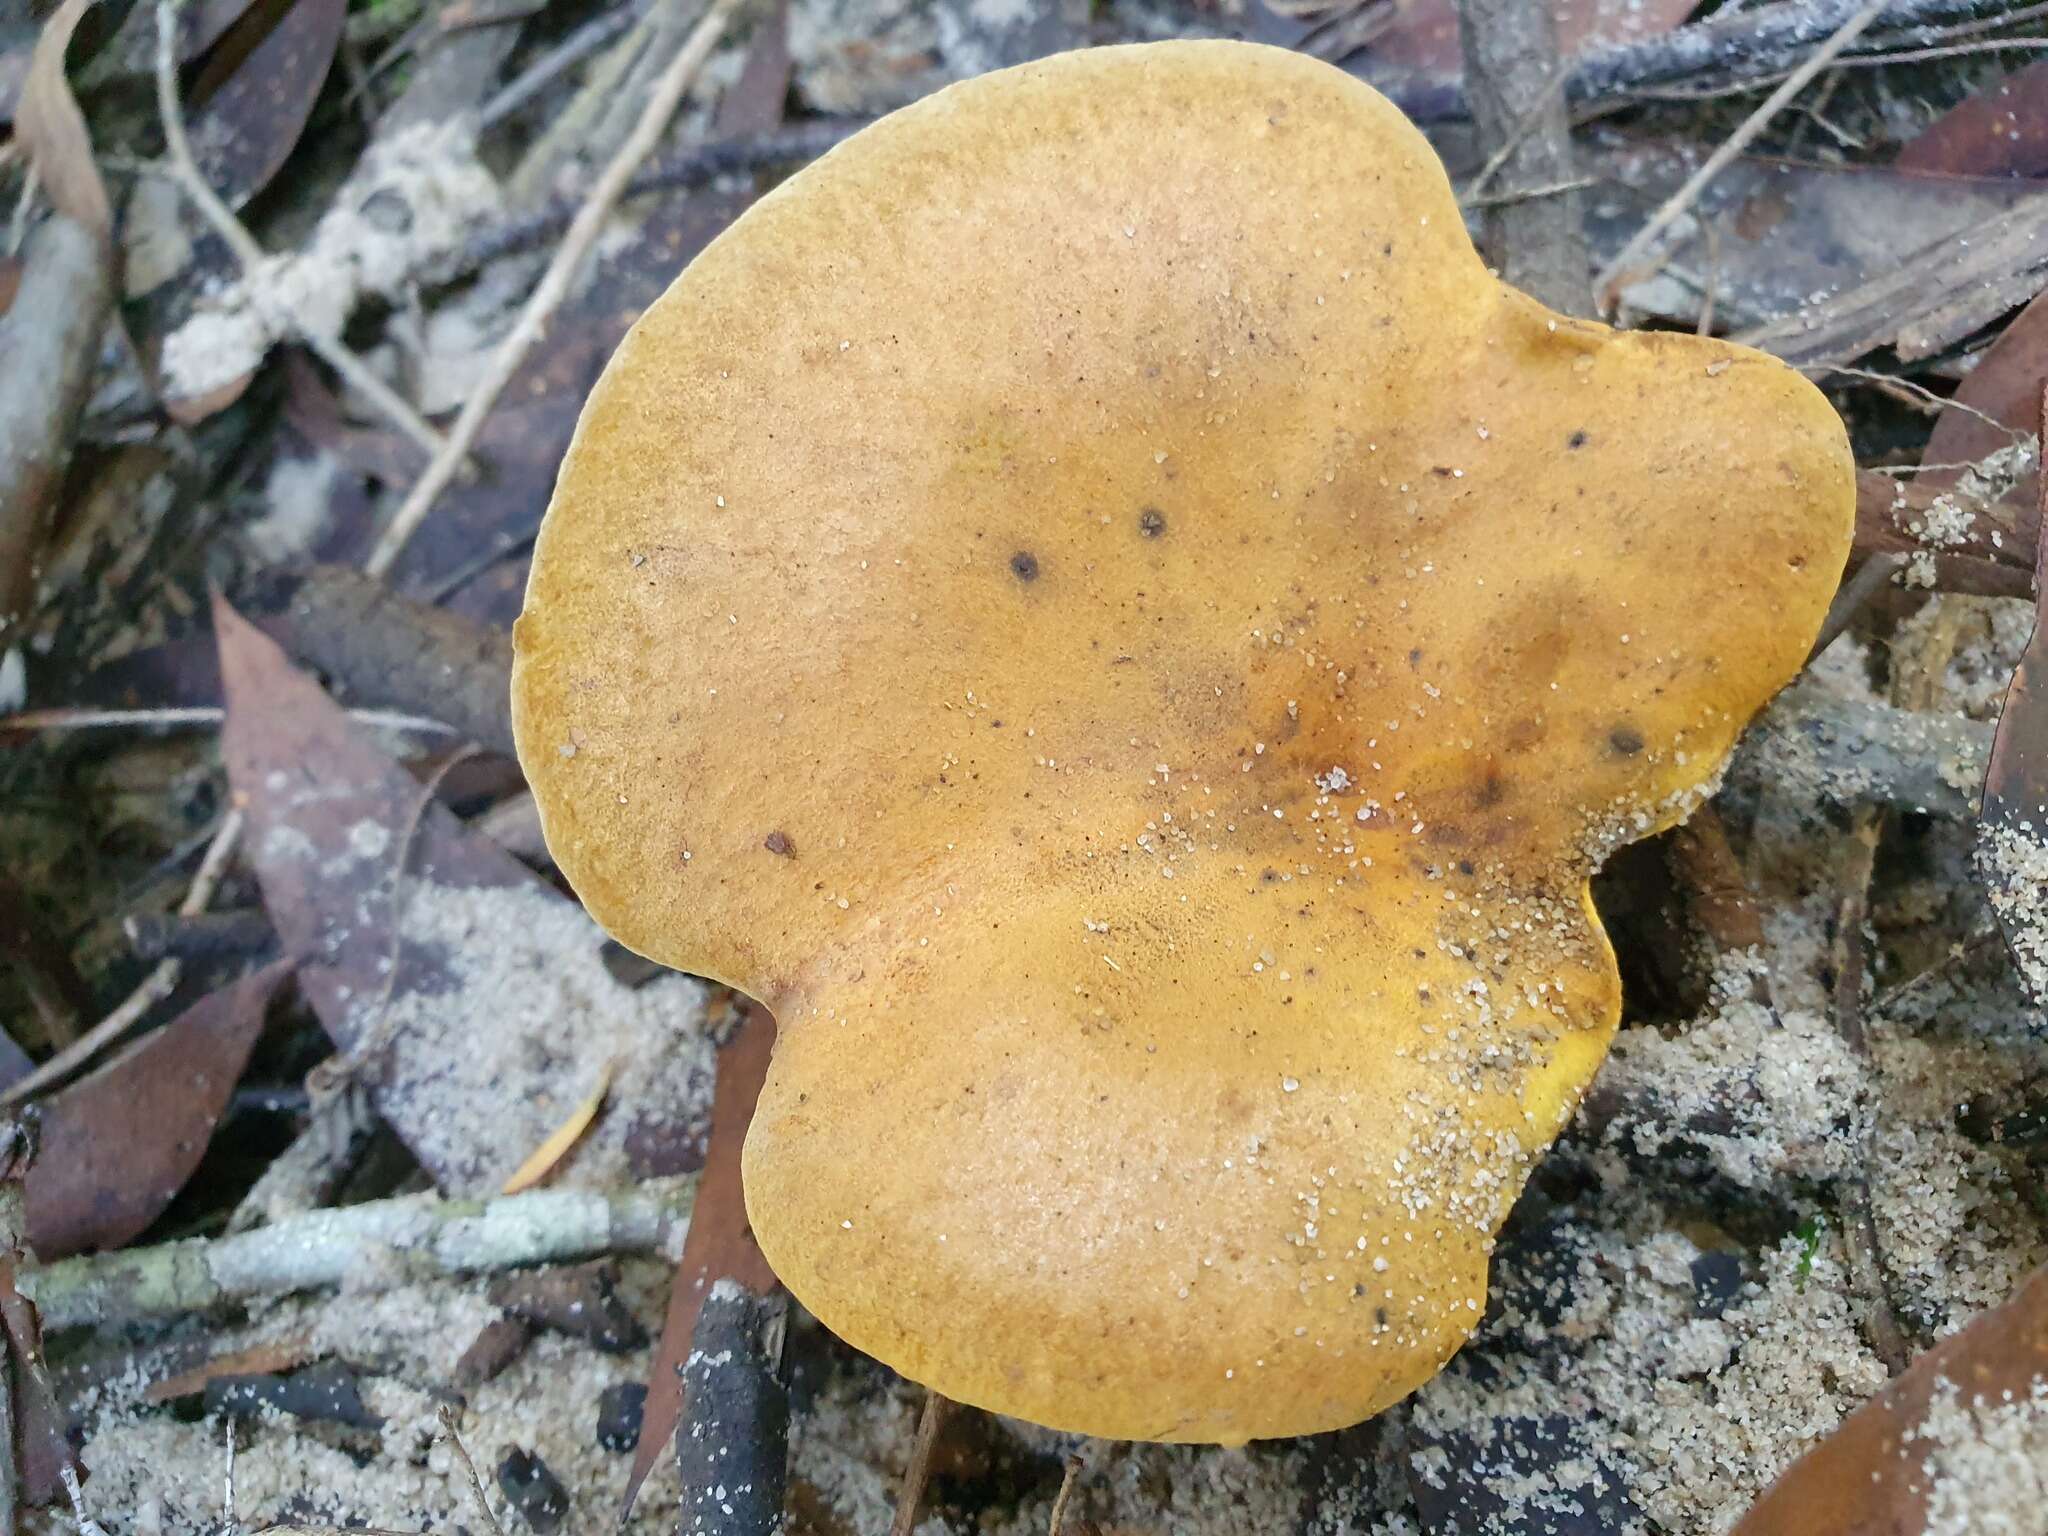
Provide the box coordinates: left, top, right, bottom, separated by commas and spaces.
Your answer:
14, 0, 112, 236
1921, 286, 2048, 505
1734, 1262, 2048, 1534
23, 958, 294, 1259
188, 0, 347, 208
622, 1000, 780, 1513
1972, 387, 2048, 1006
212, 593, 715, 1194
1897, 58, 2048, 180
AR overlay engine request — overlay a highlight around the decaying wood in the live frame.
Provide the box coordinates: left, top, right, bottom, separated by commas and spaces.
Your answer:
674, 1282, 790, 1536
24, 1181, 694, 1329
1739, 191, 2048, 367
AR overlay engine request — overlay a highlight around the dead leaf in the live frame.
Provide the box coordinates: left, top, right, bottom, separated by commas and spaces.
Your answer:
1734, 1261, 2048, 1533
213, 594, 715, 1195
1898, 58, 2048, 180
15, 0, 113, 236
1921, 286, 2048, 517
1973, 386, 2048, 1007
23, 958, 294, 1259
622, 1000, 780, 1513
188, 0, 347, 208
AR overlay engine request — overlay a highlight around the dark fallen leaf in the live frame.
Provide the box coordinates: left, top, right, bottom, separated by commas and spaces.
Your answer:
205, 1357, 382, 1428
1897, 59, 2048, 180
488, 1261, 648, 1352
1920, 286, 2048, 526
1734, 1262, 2048, 1534
1975, 387, 2048, 1007
23, 959, 294, 1259
188, 0, 346, 208
12, 0, 112, 233
623, 1001, 780, 1514
213, 593, 714, 1194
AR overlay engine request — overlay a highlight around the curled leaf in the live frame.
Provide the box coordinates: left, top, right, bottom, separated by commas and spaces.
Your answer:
15, 0, 112, 236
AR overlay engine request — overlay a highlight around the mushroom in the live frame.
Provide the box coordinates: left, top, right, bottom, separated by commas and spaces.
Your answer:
511, 41, 1853, 1443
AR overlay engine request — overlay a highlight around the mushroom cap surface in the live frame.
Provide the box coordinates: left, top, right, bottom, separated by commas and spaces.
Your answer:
511, 41, 1854, 1443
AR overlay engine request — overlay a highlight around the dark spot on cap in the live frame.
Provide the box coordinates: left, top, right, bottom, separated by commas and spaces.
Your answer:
1010, 551, 1040, 582
1407, 647, 1423, 667
1457, 860, 1474, 876
1138, 507, 1167, 538
1567, 430, 1589, 449
763, 831, 795, 857
1260, 868, 1281, 885
1609, 725, 1645, 756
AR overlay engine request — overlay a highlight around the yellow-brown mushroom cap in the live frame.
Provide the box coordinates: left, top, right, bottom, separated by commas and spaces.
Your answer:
511, 41, 1853, 1444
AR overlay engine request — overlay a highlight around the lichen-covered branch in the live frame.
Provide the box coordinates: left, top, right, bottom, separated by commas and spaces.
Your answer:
25, 1182, 694, 1330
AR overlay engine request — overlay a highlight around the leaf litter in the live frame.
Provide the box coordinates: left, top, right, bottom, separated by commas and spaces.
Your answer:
24, 7, 2048, 1535
213, 593, 716, 1196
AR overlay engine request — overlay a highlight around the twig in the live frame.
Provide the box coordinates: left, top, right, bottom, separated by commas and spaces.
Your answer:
365, 0, 739, 577
226, 1067, 379, 1232
23, 1180, 695, 1329
479, 1, 645, 128
438, 1407, 509, 1536
1459, 0, 1588, 314
0, 705, 457, 735
1807, 553, 1906, 663
1830, 817, 1913, 1376
0, 808, 243, 1106
434, 119, 860, 282
152, 0, 448, 460
890, 1390, 953, 1536
1814, 365, 2030, 438
1046, 1454, 1083, 1536
1594, 0, 1889, 309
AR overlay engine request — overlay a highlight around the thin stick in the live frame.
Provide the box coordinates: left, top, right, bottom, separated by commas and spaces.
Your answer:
889, 1390, 953, 1536
1813, 365, 2032, 438
1046, 1454, 1083, 1536
364, 0, 738, 578
0, 808, 243, 1105
25, 1181, 694, 1328
0, 705, 457, 735
1807, 553, 1904, 663
1594, 0, 1888, 309
438, 1407, 509, 1536
152, 0, 448, 460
